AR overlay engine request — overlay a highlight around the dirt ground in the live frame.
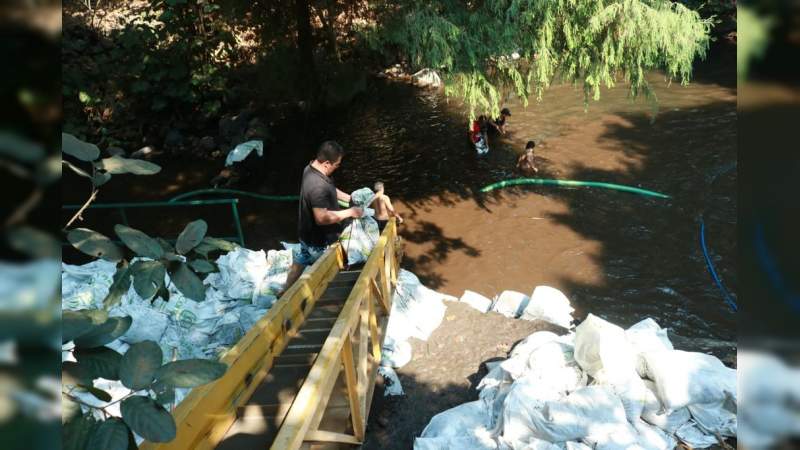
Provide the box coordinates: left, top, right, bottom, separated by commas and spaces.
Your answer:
361, 301, 564, 450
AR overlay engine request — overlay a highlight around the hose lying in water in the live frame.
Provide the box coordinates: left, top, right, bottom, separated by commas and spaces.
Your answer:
700, 219, 737, 312
479, 178, 671, 199
168, 188, 351, 207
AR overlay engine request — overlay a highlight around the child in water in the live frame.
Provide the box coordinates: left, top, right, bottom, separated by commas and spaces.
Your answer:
516, 140, 539, 175
471, 115, 490, 155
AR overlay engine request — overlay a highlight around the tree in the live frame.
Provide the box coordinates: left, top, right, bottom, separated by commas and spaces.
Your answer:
366, 0, 713, 120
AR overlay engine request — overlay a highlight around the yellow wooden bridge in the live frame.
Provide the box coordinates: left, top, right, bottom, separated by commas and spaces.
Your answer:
140, 219, 401, 450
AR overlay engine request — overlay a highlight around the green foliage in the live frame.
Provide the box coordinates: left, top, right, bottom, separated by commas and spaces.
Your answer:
366, 0, 713, 120
737, 6, 772, 80
120, 396, 177, 442
98, 156, 162, 175
176, 219, 208, 254
119, 341, 163, 390
62, 132, 100, 161
67, 228, 124, 262
63, 310, 229, 446
114, 224, 165, 259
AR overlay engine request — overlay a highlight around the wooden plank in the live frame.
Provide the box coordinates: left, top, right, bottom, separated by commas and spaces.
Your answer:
140, 245, 342, 450
357, 293, 370, 432
304, 430, 361, 445
340, 333, 364, 441
368, 290, 381, 362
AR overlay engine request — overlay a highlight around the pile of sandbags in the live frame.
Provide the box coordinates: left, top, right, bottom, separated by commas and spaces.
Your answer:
417, 314, 737, 450
460, 285, 575, 330
62, 246, 294, 362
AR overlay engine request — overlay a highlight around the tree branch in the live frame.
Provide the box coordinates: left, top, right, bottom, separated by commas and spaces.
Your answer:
64, 189, 98, 229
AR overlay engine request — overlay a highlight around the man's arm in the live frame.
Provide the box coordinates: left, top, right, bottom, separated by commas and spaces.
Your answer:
383, 197, 403, 223
313, 207, 362, 225
336, 188, 350, 203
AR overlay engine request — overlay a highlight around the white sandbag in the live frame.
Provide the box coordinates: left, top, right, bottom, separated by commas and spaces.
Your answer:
491, 290, 530, 318
737, 350, 800, 449
478, 363, 515, 429
574, 314, 638, 385
381, 337, 413, 368
503, 341, 587, 396
460, 290, 493, 313
386, 270, 447, 342
688, 399, 737, 437
632, 418, 677, 450
420, 401, 492, 440
61, 260, 117, 310
509, 332, 561, 360
641, 350, 736, 412
411, 68, 442, 88
378, 366, 405, 396
625, 318, 673, 377
110, 302, 169, 344
414, 436, 496, 450
497, 376, 571, 444
340, 187, 380, 265
508, 385, 629, 444
206, 247, 269, 300
565, 442, 592, 450
674, 421, 719, 448
518, 438, 562, 450
519, 286, 574, 329
224, 140, 263, 166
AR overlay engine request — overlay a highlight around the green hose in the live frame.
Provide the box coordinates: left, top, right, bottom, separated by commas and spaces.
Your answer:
479, 178, 670, 199
168, 188, 299, 203
168, 188, 350, 207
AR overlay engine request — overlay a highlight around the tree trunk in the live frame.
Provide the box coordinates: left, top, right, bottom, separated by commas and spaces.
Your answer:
294, 0, 320, 103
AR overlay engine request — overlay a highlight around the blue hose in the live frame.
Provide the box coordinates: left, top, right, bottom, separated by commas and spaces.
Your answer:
700, 218, 737, 312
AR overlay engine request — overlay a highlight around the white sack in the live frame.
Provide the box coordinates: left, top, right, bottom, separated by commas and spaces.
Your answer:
625, 318, 673, 377
641, 350, 736, 412
460, 290, 493, 313
491, 290, 530, 318
224, 140, 263, 166
520, 286, 574, 329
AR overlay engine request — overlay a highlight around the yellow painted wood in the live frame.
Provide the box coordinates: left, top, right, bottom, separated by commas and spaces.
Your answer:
341, 333, 364, 441
304, 430, 362, 445
368, 288, 382, 363
139, 245, 342, 450
357, 296, 370, 431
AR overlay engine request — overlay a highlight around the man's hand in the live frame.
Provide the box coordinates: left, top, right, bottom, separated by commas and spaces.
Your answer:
349, 207, 364, 219
397, 216, 404, 224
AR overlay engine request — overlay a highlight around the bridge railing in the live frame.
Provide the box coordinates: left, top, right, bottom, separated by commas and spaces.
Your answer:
270, 218, 400, 450
139, 242, 345, 450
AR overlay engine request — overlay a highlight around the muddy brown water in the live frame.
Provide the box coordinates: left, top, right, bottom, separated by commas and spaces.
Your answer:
63, 45, 737, 345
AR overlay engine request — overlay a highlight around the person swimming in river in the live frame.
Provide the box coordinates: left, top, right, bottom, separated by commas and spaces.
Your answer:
516, 140, 539, 175
489, 107, 511, 135
471, 115, 490, 155
371, 181, 403, 233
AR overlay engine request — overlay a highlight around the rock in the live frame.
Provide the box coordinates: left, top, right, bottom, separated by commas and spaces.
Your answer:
245, 118, 269, 141
106, 146, 126, 157
130, 146, 159, 159
198, 136, 216, 153
164, 129, 183, 149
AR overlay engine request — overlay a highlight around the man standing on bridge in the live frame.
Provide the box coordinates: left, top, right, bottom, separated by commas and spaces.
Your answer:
282, 140, 364, 293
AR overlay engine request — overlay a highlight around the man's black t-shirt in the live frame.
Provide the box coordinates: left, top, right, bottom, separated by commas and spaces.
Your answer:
298, 164, 341, 247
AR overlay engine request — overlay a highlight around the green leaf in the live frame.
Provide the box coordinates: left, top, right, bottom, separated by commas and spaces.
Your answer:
62, 310, 92, 343
193, 236, 237, 257
79, 91, 93, 104
62, 133, 100, 161
93, 171, 112, 187
152, 381, 175, 406
74, 316, 132, 348
63, 361, 95, 386
87, 418, 129, 450
188, 259, 216, 273
156, 238, 174, 253
63, 415, 98, 450
114, 224, 164, 259
62, 160, 91, 178
119, 341, 163, 390
8, 226, 61, 259
0, 131, 46, 162
104, 264, 134, 308
67, 228, 124, 262
175, 220, 207, 254
168, 262, 206, 301
120, 396, 176, 443
79, 384, 113, 402
155, 359, 227, 388
98, 155, 161, 175
131, 260, 166, 300
75, 346, 122, 380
